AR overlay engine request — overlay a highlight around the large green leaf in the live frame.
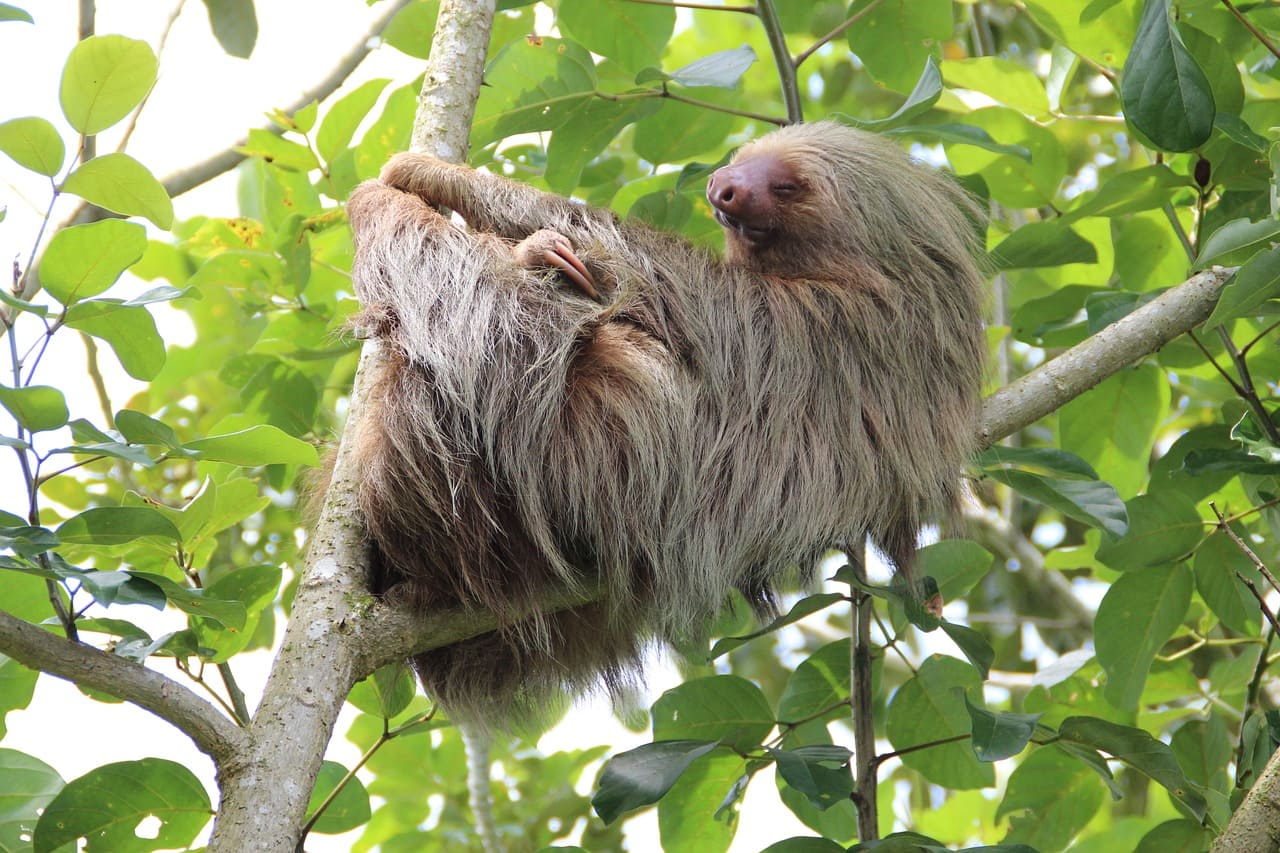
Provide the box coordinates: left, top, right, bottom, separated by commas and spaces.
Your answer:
1094, 564, 1193, 710
1204, 245, 1280, 329
652, 675, 774, 751
0, 385, 67, 432
1057, 716, 1207, 819
59, 35, 157, 135
38, 220, 147, 305
965, 695, 1040, 762
558, 0, 673, 73
316, 78, 390, 164
982, 469, 1127, 538
1120, 0, 1215, 152
846, 0, 952, 94
886, 656, 992, 789
0, 748, 64, 850
34, 759, 211, 851
61, 153, 174, 229
777, 639, 850, 724
592, 739, 721, 824
1095, 492, 1203, 571
64, 300, 166, 380
200, 0, 258, 58
0, 116, 64, 176
186, 424, 319, 467
305, 761, 371, 834
56, 507, 179, 546
996, 747, 1106, 851
1059, 365, 1169, 499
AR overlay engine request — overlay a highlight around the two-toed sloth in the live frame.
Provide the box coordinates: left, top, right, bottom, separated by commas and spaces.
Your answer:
344, 121, 986, 729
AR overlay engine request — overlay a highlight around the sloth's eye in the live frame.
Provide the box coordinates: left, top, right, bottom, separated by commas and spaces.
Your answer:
771, 183, 800, 197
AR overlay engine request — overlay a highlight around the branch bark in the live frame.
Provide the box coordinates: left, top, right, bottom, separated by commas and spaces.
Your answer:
1213, 745, 1280, 853
0, 608, 245, 765
979, 267, 1232, 445
204, 3, 496, 850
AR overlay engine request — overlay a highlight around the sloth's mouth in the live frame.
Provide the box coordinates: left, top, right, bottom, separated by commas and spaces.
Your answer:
712, 208, 777, 246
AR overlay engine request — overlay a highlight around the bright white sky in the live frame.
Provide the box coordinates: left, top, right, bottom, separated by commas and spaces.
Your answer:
0, 3, 821, 850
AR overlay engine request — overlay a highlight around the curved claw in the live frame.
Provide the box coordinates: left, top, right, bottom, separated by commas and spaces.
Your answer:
544, 240, 601, 302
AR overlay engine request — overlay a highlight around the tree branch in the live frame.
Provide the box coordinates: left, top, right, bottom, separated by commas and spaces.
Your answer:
979, 267, 1232, 445
205, 3, 497, 850
160, 0, 414, 199
0, 608, 245, 765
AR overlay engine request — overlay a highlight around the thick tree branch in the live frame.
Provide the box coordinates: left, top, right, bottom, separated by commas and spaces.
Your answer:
204, 3, 496, 851
979, 267, 1232, 445
0, 608, 245, 764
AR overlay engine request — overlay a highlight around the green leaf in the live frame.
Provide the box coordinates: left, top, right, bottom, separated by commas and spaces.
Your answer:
919, 540, 995, 603
940, 621, 995, 680
548, 99, 657, 193
592, 740, 721, 824
61, 153, 174, 229
0, 748, 64, 850
891, 121, 1034, 161
1135, 819, 1215, 853
115, 409, 183, 450
1204, 245, 1280, 329
1120, 0, 1215, 152
38, 219, 147, 305
128, 571, 247, 629
0, 116, 64, 176
886, 656, 992, 789
846, 0, 951, 94
316, 78, 389, 164
658, 748, 742, 850
652, 675, 774, 751
778, 639, 850, 723
33, 758, 211, 851
759, 839, 845, 853
767, 745, 852, 811
632, 99, 731, 166
63, 300, 165, 380
1194, 217, 1280, 269
1061, 165, 1188, 222
835, 57, 942, 129
59, 35, 158, 135
472, 38, 596, 145
0, 3, 33, 23
1095, 565, 1193, 710
642, 44, 757, 89
56, 507, 179, 546
186, 424, 318, 467
72, 569, 166, 610
1193, 528, 1262, 634
1095, 492, 1203, 571
983, 469, 1127, 538
1057, 716, 1207, 819
1059, 365, 1168, 499
710, 593, 844, 659
964, 694, 1039, 762
944, 57, 1050, 117
200, 0, 258, 58
0, 385, 68, 432
369, 661, 417, 719
305, 761, 371, 834
996, 747, 1107, 851
989, 221, 1098, 269
979, 446, 1100, 480
383, 1, 439, 58
558, 0, 674, 73
239, 128, 318, 172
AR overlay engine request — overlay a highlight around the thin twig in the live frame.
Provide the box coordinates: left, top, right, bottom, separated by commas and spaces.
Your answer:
1210, 502, 1280, 596
794, 0, 887, 68
873, 733, 972, 768
1217, 326, 1280, 443
1220, 0, 1280, 61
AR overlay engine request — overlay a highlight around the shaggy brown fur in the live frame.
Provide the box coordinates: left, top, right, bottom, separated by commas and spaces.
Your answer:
344, 121, 986, 729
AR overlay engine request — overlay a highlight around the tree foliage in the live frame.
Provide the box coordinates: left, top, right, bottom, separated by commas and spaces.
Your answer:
2, 0, 1280, 851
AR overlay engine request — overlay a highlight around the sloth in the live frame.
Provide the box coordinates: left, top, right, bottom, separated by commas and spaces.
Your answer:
343, 121, 986, 728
